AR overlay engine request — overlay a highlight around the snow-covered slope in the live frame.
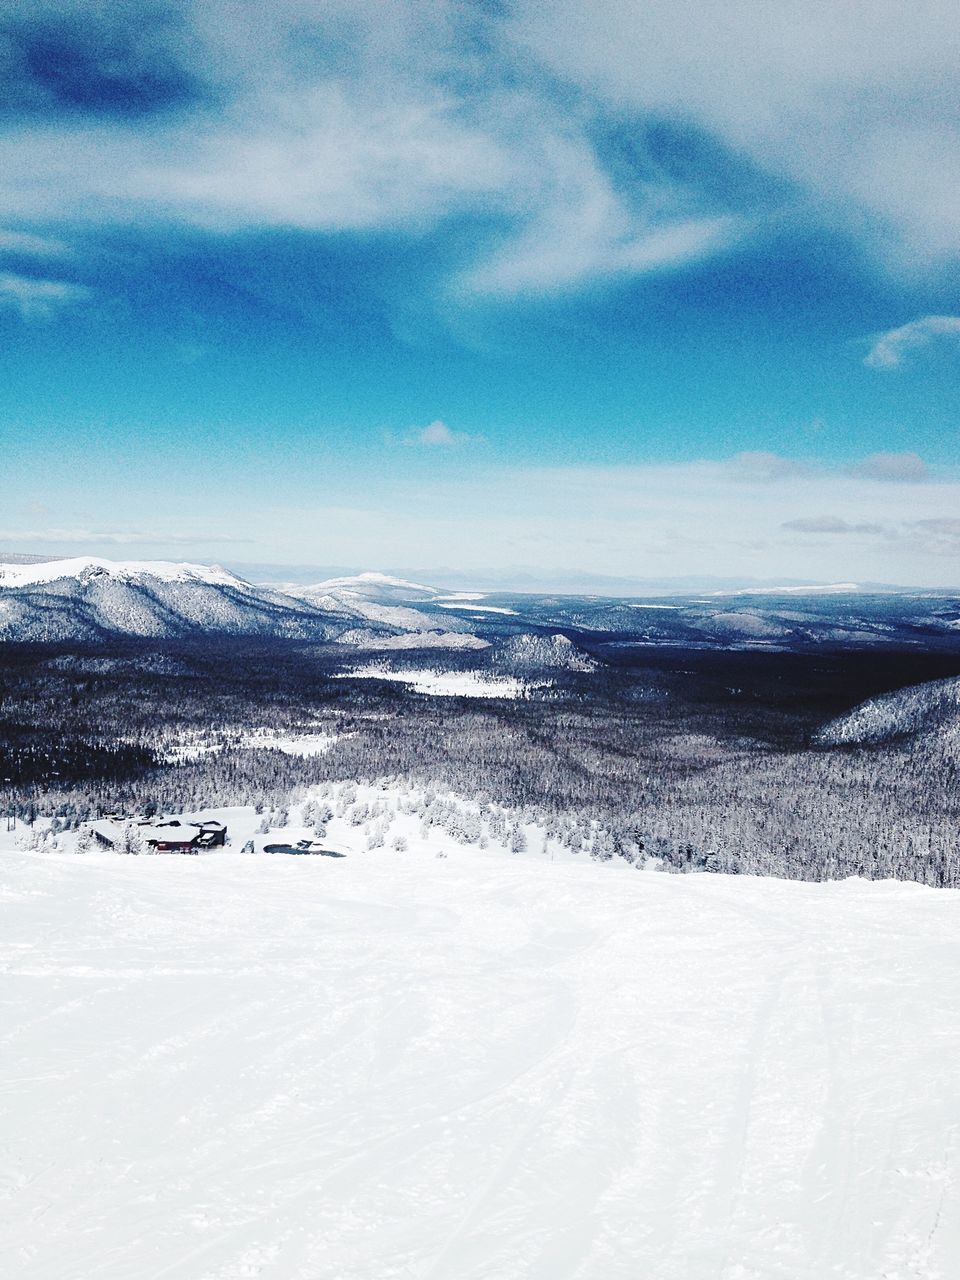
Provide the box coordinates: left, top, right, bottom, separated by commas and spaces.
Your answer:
2, 849, 959, 1278
290, 571, 479, 642
300, 571, 439, 604
815, 675, 960, 749
0, 556, 243, 589
0, 556, 342, 642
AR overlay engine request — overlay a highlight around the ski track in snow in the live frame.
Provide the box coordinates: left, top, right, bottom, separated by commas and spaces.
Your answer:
2, 852, 959, 1279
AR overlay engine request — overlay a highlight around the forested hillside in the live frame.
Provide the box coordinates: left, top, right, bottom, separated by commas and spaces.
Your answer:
3, 638, 958, 886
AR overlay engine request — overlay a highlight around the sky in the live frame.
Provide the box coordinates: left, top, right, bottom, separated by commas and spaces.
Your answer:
0, 0, 959, 588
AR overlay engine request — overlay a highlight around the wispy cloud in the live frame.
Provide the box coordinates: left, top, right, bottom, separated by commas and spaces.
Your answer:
781, 516, 885, 534
63, 452, 951, 587
725, 452, 815, 481
0, 2, 954, 294
0, 272, 90, 319
864, 316, 960, 369
455, 129, 737, 294
397, 420, 479, 448
0, 529, 251, 546
512, 1, 960, 268
0, 5, 752, 298
845, 452, 930, 482
0, 229, 70, 257
721, 451, 935, 485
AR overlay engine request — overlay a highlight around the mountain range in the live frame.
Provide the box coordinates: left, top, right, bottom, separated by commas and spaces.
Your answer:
2, 555, 960, 658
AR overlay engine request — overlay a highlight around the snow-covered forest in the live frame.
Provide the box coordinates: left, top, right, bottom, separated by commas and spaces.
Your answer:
3, 637, 958, 886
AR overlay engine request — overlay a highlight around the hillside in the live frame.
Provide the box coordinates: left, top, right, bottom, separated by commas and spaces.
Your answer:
2, 845, 958, 1279
0, 557, 341, 643
815, 675, 960, 751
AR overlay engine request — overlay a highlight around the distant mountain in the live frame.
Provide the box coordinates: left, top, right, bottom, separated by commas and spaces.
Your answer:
288, 571, 476, 642
0, 551, 52, 566
0, 557, 241, 590
301, 572, 439, 604
3, 557, 960, 657
0, 557, 342, 643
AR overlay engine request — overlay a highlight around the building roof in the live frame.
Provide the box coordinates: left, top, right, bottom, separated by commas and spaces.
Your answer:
88, 815, 227, 848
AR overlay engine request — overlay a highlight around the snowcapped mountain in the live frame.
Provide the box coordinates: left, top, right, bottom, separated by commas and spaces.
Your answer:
288, 570, 477, 643
299, 571, 439, 604
0, 557, 243, 589
0, 556, 343, 643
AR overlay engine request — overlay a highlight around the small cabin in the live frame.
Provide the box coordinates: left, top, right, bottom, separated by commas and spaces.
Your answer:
90, 816, 227, 853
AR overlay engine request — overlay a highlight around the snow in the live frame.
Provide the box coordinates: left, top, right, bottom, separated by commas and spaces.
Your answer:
710, 583, 861, 596
164, 731, 339, 762
306, 572, 436, 596
334, 629, 490, 651
239, 732, 337, 757
437, 603, 518, 615
814, 675, 960, 748
2, 840, 959, 1279
0, 557, 243, 589
333, 666, 536, 698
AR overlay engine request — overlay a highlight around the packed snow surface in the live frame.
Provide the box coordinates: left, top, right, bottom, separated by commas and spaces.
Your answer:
2, 851, 959, 1279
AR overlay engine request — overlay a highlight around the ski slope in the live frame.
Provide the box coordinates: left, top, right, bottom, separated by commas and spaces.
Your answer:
2, 849, 959, 1279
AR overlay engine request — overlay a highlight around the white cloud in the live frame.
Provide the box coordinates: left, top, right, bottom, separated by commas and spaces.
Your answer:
0, 529, 251, 546
781, 516, 885, 534
846, 452, 930, 481
0, 229, 69, 257
864, 316, 960, 369
399, 419, 477, 447
0, 272, 89, 319
906, 518, 960, 557
0, 2, 955, 296
30, 451, 951, 586
127, 85, 515, 232
456, 130, 737, 295
510, 0, 960, 266
0, 4, 749, 298
725, 452, 816, 481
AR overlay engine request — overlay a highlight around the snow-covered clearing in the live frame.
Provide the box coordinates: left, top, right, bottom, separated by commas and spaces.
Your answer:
164, 730, 338, 763
2, 840, 959, 1279
436, 603, 518, 615
333, 666, 537, 698
242, 733, 337, 757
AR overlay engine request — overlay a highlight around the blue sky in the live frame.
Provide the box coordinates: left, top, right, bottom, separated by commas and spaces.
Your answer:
1, 0, 959, 586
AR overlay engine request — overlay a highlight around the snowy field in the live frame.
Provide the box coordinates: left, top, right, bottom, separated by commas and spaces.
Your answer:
2, 841, 960, 1279
332, 667, 537, 698
163, 730, 339, 763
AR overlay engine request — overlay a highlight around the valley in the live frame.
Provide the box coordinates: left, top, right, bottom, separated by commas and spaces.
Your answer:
2, 556, 959, 887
